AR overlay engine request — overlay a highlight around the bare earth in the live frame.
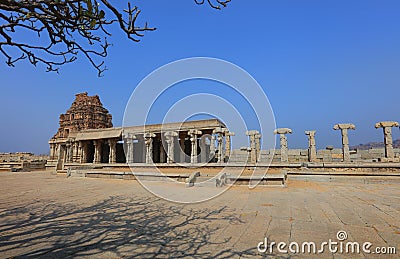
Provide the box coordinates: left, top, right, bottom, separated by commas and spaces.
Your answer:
0, 171, 399, 258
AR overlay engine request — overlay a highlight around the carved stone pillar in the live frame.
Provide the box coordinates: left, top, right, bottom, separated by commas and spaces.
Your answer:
65, 140, 73, 163
124, 134, 136, 164
78, 141, 84, 163
305, 130, 317, 162
73, 141, 79, 162
49, 143, 55, 160
213, 127, 225, 163
108, 139, 117, 164
209, 135, 216, 162
179, 135, 185, 163
333, 123, 355, 162
93, 140, 102, 164
200, 136, 207, 163
224, 131, 235, 160
255, 133, 261, 161
165, 131, 178, 164
375, 121, 399, 160
246, 130, 260, 163
274, 128, 292, 163
144, 133, 156, 164
189, 129, 202, 164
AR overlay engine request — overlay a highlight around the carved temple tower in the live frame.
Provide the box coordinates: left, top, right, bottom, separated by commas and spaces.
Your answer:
52, 92, 113, 140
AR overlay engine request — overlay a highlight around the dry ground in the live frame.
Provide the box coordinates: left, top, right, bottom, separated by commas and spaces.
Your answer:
0, 171, 399, 258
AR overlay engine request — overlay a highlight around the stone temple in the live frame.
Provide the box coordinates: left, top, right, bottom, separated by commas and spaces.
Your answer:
47, 93, 234, 171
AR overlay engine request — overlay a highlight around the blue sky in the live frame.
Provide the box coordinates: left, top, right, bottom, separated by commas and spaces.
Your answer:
1, 0, 400, 154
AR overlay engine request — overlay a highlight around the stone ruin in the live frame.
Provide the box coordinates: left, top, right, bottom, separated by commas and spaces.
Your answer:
47, 93, 400, 170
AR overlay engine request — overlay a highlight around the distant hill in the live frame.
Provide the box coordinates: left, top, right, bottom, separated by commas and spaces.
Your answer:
351, 139, 400, 150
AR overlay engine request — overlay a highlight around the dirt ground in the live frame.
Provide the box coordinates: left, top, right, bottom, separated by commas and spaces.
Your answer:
0, 171, 399, 258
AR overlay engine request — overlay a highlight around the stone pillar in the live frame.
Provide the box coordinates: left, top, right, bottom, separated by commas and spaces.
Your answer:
179, 135, 185, 163
305, 130, 317, 162
209, 135, 216, 162
93, 140, 102, 164
224, 131, 235, 160
144, 133, 156, 164
200, 136, 207, 163
246, 130, 260, 163
49, 143, 55, 159
375, 121, 399, 160
214, 127, 225, 163
333, 123, 355, 162
159, 136, 166, 163
66, 140, 73, 163
255, 133, 261, 160
124, 134, 136, 164
189, 129, 202, 164
72, 141, 79, 162
108, 139, 117, 164
274, 128, 292, 163
78, 141, 84, 163
165, 131, 178, 164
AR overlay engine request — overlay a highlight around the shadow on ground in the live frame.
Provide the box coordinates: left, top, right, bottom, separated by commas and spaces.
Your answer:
0, 195, 260, 258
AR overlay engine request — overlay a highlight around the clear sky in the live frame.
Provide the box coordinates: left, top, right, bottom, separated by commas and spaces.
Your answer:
1, 0, 400, 154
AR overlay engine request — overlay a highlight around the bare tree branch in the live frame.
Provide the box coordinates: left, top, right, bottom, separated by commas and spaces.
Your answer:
0, 0, 231, 76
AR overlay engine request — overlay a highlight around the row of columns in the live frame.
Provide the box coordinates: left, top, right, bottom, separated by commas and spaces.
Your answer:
273, 121, 399, 162
123, 128, 234, 164
50, 138, 118, 164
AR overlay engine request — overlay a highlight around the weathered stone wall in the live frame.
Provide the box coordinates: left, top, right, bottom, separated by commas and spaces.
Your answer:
229, 148, 400, 163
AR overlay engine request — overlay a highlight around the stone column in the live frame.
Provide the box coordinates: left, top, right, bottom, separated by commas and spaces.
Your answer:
73, 141, 79, 162
305, 130, 317, 162
224, 131, 235, 159
375, 121, 399, 160
209, 135, 216, 162
78, 141, 84, 163
159, 136, 166, 163
65, 140, 73, 163
200, 136, 207, 163
333, 123, 355, 162
165, 131, 178, 164
93, 140, 102, 164
255, 133, 261, 160
108, 139, 117, 164
246, 130, 260, 163
274, 128, 292, 163
124, 134, 136, 164
189, 129, 202, 164
214, 127, 225, 163
144, 133, 156, 164
49, 143, 55, 159
179, 135, 185, 163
